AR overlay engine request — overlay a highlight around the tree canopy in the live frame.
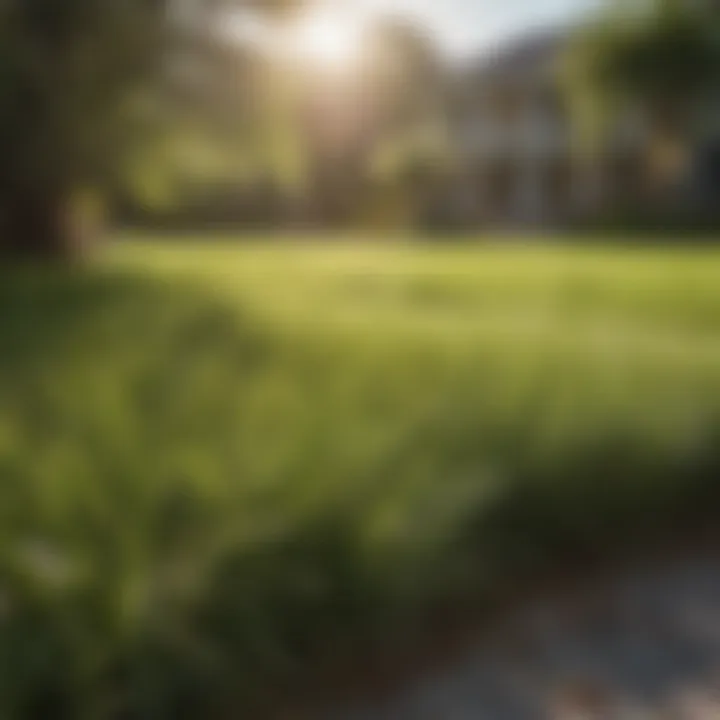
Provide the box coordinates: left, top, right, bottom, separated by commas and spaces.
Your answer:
0, 0, 305, 258
566, 0, 720, 143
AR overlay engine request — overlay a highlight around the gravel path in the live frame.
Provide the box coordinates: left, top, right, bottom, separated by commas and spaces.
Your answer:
333, 550, 720, 719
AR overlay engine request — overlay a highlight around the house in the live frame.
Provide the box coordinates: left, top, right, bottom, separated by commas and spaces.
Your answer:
448, 29, 658, 228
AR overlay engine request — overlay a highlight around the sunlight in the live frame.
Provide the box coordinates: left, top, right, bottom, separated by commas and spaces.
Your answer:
291, 7, 364, 69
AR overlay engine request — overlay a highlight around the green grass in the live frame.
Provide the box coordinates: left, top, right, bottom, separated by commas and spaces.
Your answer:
1, 237, 720, 718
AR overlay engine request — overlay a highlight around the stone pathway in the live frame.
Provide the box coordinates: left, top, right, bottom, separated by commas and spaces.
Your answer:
334, 551, 720, 719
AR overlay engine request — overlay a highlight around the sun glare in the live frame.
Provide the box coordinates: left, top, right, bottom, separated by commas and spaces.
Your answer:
292, 8, 363, 68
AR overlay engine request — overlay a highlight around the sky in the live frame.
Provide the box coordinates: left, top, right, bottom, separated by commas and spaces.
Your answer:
228, 0, 606, 64
336, 0, 604, 58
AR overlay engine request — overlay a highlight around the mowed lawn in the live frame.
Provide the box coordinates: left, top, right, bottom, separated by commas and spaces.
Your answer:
1, 238, 720, 718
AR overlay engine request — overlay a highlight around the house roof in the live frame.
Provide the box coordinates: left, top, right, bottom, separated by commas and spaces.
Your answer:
464, 28, 569, 86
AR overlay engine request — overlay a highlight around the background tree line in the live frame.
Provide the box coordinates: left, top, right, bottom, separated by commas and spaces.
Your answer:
1, 0, 720, 259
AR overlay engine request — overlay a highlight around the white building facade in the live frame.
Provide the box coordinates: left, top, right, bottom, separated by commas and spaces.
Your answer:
450, 31, 649, 228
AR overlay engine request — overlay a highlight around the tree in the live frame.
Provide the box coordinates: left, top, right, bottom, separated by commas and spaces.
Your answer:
566, 0, 720, 187
362, 17, 450, 228
0, 0, 303, 259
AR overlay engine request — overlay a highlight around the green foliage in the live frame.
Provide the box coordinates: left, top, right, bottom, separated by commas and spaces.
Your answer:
0, 0, 163, 191
590, 1, 718, 103
564, 0, 720, 151
357, 18, 449, 228
0, 0, 309, 253
1, 240, 720, 716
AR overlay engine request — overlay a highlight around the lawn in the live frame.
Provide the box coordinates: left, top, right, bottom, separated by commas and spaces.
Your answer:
1, 238, 720, 718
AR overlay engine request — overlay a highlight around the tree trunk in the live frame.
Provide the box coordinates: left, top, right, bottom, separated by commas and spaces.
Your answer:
0, 189, 93, 262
